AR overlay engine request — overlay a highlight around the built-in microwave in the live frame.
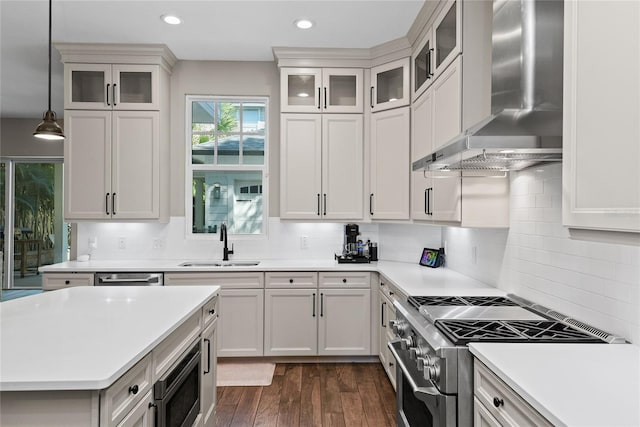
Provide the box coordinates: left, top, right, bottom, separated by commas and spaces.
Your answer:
153, 341, 201, 427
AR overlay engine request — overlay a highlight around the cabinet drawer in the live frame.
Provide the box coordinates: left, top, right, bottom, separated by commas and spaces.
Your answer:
474, 360, 553, 427
378, 277, 404, 301
116, 390, 154, 427
202, 296, 219, 327
265, 272, 317, 288
102, 353, 153, 427
164, 272, 264, 288
318, 272, 370, 288
42, 273, 94, 290
153, 311, 201, 380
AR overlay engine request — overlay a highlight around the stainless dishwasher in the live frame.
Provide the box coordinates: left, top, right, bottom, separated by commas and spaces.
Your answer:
95, 272, 164, 286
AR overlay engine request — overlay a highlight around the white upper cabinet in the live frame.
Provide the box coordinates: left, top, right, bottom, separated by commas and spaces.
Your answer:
370, 58, 410, 112
412, 0, 462, 100
563, 0, 640, 233
65, 63, 159, 111
280, 68, 363, 113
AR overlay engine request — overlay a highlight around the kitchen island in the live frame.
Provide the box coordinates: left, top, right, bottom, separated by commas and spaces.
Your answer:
0, 285, 219, 426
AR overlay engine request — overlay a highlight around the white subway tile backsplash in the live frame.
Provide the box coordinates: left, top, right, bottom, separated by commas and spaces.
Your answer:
443, 163, 640, 344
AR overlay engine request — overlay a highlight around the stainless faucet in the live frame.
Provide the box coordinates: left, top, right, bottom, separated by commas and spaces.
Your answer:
220, 223, 234, 261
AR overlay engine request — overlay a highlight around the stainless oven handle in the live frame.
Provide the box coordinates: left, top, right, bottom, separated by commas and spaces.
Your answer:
99, 275, 155, 283
388, 340, 442, 399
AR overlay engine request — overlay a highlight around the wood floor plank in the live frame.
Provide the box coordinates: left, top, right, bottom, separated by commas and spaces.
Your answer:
230, 386, 263, 427
358, 379, 392, 427
373, 364, 397, 424
274, 364, 287, 376
218, 386, 244, 406
254, 376, 283, 427
215, 404, 237, 427
299, 364, 322, 427
340, 391, 368, 427
335, 363, 357, 392
319, 364, 343, 416
277, 364, 302, 427
322, 412, 347, 427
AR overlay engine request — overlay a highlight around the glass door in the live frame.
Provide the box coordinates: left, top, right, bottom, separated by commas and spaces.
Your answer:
433, 0, 461, 76
64, 63, 112, 110
413, 35, 434, 100
370, 57, 410, 113
322, 68, 363, 113
280, 68, 322, 113
112, 65, 159, 110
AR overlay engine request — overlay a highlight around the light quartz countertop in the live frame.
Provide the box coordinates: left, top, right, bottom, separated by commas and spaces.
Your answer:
469, 342, 640, 427
39, 259, 503, 297
0, 286, 219, 391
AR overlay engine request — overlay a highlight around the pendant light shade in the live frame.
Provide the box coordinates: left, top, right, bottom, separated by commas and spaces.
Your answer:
33, 0, 64, 140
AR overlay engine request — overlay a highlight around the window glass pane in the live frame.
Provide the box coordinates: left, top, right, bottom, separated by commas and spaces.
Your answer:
12, 163, 68, 288
436, 2, 457, 67
192, 101, 216, 165
243, 103, 265, 133
192, 171, 263, 235
218, 103, 240, 134
242, 135, 265, 165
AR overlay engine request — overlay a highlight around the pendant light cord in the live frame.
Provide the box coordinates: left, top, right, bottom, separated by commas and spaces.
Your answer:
47, 0, 52, 112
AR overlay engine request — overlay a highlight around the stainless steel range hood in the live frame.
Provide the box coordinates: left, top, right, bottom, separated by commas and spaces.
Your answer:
413, 0, 564, 172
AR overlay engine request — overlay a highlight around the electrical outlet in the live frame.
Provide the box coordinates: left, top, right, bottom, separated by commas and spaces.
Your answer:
118, 237, 127, 250
88, 237, 98, 250
152, 238, 165, 249
300, 235, 309, 249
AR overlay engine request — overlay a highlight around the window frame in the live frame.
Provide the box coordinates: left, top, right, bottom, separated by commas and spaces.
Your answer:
185, 95, 269, 240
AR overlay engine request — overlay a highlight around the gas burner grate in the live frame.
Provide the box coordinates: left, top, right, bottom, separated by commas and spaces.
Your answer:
407, 295, 517, 309
435, 319, 606, 345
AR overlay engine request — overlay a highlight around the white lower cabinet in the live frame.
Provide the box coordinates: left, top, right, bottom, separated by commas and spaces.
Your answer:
263, 272, 371, 357
378, 279, 400, 389
218, 288, 264, 357
318, 288, 371, 355
116, 391, 154, 427
264, 288, 318, 356
201, 321, 217, 427
474, 359, 553, 427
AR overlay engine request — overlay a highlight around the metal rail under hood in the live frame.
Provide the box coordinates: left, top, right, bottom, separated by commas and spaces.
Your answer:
413, 0, 564, 172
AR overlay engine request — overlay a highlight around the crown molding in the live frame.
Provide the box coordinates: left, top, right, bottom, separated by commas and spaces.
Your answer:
406, 1, 440, 46
369, 37, 412, 67
272, 47, 372, 68
54, 43, 178, 73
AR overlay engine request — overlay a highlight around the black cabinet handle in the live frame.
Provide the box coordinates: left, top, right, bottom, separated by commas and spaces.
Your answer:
113, 83, 117, 106
323, 193, 327, 216
106, 84, 110, 106
112, 193, 116, 215
320, 293, 324, 317
426, 188, 432, 215
389, 291, 394, 296
381, 301, 386, 327
369, 193, 374, 216
129, 385, 139, 395
65, 280, 70, 285
324, 87, 327, 109
317, 88, 321, 109
389, 362, 395, 367
208, 309, 215, 315
312, 293, 316, 317
424, 188, 428, 214
342, 278, 347, 283
289, 278, 294, 284
317, 193, 321, 216
493, 397, 504, 408
427, 48, 434, 78
370, 86, 374, 108
105, 193, 110, 215
204, 338, 211, 374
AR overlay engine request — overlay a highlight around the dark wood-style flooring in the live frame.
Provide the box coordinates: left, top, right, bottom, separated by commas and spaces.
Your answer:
216, 363, 396, 427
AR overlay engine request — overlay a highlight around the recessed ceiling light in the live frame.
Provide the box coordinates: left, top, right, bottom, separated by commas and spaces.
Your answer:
161, 15, 182, 25
294, 19, 314, 30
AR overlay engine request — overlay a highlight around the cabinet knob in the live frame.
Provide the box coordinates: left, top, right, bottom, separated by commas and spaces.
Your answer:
493, 397, 504, 408
208, 309, 215, 315
289, 279, 294, 284
129, 385, 139, 395
65, 280, 70, 285
342, 278, 347, 283
389, 291, 394, 296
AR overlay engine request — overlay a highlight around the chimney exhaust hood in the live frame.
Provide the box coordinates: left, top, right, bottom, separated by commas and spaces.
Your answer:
413, 0, 564, 172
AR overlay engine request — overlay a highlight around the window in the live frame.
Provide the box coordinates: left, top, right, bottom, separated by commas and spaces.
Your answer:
187, 96, 268, 236
1, 159, 69, 289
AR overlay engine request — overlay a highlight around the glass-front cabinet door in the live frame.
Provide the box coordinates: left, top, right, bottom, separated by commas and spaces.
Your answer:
280, 68, 362, 113
412, 35, 434, 100
64, 64, 159, 110
280, 68, 323, 113
433, 0, 461, 77
370, 58, 410, 113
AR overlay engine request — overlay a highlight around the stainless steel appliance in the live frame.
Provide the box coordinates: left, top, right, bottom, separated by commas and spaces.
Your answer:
412, 0, 564, 172
153, 341, 201, 427
95, 272, 163, 286
388, 295, 625, 427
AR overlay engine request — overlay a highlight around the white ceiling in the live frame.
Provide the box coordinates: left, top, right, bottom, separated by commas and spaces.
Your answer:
0, 0, 425, 118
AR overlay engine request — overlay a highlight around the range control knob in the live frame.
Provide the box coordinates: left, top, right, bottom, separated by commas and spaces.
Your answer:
409, 345, 427, 360
400, 336, 414, 350
390, 320, 408, 337
423, 357, 441, 382
416, 357, 428, 370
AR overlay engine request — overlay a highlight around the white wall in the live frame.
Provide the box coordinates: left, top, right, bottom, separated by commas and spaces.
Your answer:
444, 164, 640, 344
378, 222, 442, 263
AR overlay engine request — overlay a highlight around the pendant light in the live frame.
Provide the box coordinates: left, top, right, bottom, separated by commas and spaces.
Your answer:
33, 0, 65, 140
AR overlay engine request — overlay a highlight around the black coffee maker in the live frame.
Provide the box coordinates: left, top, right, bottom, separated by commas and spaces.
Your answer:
335, 223, 370, 263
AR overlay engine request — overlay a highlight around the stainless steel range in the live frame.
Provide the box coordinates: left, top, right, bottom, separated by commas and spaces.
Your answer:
388, 295, 625, 427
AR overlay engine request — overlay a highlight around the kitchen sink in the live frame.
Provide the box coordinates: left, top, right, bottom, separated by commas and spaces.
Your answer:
178, 261, 260, 267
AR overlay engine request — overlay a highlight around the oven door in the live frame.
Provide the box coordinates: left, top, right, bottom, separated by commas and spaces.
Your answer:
388, 341, 456, 427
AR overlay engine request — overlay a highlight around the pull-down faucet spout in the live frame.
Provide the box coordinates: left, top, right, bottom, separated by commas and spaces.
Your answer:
220, 223, 234, 261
